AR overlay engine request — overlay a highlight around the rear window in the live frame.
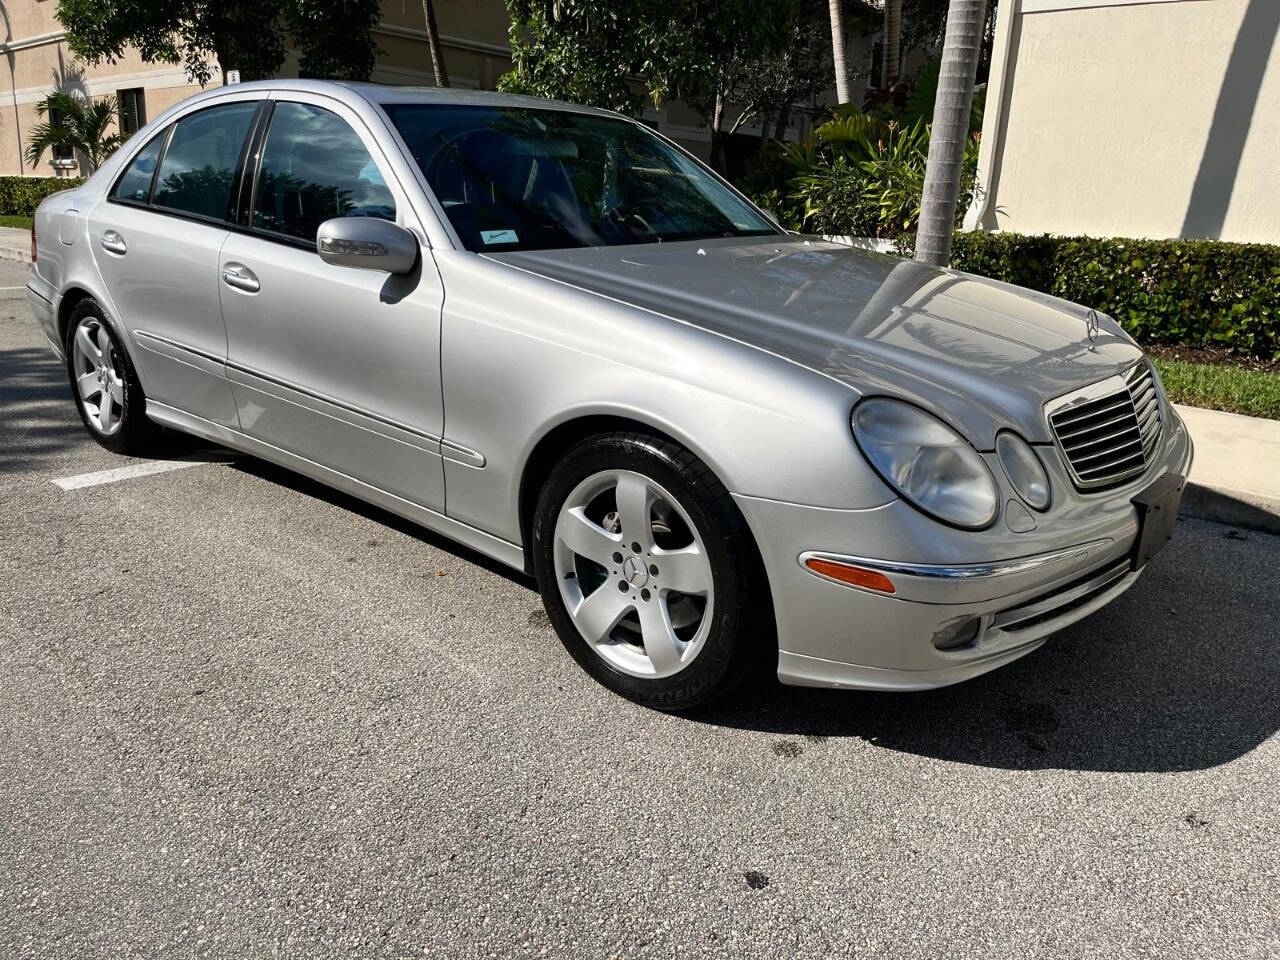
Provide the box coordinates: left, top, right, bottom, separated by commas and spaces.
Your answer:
110, 131, 166, 204
152, 102, 258, 221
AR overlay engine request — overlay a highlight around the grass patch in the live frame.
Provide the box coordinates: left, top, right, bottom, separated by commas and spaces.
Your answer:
0, 214, 32, 229
1153, 357, 1280, 420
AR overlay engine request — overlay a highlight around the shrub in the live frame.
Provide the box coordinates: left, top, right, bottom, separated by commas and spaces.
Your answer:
895, 232, 1280, 358
0, 176, 85, 217
736, 104, 979, 241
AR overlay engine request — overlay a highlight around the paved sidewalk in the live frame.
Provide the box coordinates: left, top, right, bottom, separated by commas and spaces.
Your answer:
0, 226, 29, 264
1177, 404, 1280, 534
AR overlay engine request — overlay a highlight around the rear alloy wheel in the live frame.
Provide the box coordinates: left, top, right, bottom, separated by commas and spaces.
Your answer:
71, 314, 125, 437
65, 299, 161, 455
533, 432, 771, 710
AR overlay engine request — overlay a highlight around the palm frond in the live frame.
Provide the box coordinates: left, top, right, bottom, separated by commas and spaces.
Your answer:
25, 90, 125, 172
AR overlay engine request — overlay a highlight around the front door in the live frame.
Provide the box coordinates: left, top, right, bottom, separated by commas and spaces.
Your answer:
89, 99, 261, 428
217, 95, 446, 511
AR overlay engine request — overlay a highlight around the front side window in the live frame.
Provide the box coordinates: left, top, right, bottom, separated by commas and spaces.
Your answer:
252, 102, 396, 242
153, 102, 258, 221
110, 130, 166, 203
382, 104, 778, 252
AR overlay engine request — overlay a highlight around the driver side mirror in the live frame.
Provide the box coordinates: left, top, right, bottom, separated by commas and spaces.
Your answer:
317, 217, 418, 275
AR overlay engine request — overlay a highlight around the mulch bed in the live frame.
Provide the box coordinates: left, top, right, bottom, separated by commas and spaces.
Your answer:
1144, 344, 1280, 374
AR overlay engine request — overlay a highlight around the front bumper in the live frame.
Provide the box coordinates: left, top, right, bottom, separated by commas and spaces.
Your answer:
736, 410, 1193, 691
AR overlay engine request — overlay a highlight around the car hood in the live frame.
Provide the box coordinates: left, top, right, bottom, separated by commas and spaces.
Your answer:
489, 236, 1144, 446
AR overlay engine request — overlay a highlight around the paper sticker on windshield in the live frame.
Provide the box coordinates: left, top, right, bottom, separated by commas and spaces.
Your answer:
481, 229, 519, 245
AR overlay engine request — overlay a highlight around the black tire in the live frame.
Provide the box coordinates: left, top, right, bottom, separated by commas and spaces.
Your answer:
63, 298, 163, 455
532, 431, 773, 711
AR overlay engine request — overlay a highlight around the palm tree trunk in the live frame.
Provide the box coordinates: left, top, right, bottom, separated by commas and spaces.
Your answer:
709, 91, 727, 173
883, 0, 902, 86
914, 0, 987, 267
828, 0, 851, 104
422, 0, 450, 88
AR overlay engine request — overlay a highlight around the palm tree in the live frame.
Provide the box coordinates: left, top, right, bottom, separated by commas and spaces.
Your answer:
828, 0, 850, 104
422, 0, 450, 87
25, 90, 124, 174
914, 0, 987, 266
883, 0, 902, 86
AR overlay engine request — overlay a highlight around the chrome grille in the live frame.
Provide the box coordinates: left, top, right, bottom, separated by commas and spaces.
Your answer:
1049, 363, 1163, 491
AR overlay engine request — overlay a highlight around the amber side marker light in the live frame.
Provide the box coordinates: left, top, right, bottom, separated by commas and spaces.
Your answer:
804, 557, 896, 594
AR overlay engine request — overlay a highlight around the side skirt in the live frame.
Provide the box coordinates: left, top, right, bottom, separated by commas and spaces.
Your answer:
146, 400, 528, 574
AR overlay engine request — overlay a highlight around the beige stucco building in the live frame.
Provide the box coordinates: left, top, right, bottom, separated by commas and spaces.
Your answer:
1, 0, 518, 177
1, 0, 804, 178
966, 0, 1280, 244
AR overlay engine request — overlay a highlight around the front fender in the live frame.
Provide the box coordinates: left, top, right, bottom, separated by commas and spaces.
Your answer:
433, 251, 895, 547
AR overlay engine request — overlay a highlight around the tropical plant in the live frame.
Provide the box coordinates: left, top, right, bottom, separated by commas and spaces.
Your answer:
739, 102, 978, 240
915, 0, 988, 265
24, 91, 123, 173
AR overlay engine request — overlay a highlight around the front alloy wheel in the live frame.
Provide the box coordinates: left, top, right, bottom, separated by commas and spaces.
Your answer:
553, 469, 714, 679
533, 432, 771, 710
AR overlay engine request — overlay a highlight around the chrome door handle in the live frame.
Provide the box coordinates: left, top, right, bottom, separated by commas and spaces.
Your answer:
100, 230, 127, 255
221, 262, 260, 294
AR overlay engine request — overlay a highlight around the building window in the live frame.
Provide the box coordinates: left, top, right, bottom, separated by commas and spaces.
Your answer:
48, 105, 74, 161
118, 88, 147, 137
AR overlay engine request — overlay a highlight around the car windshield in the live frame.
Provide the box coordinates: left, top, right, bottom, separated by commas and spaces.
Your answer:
382, 103, 780, 252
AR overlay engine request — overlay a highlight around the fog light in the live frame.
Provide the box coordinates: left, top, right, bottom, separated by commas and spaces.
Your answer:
932, 616, 981, 651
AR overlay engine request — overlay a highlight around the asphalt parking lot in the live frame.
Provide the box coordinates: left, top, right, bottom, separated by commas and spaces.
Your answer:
1, 264, 1277, 958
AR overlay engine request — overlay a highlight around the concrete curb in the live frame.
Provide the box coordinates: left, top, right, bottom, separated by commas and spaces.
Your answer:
0, 244, 28, 265
1180, 482, 1280, 537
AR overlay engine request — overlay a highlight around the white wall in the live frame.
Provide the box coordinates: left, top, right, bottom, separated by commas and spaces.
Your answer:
967, 0, 1280, 244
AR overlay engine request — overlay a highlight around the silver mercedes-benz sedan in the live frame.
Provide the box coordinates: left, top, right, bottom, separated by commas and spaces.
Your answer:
27, 80, 1192, 709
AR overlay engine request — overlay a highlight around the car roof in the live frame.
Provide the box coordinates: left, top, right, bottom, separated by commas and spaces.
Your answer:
181, 78, 623, 120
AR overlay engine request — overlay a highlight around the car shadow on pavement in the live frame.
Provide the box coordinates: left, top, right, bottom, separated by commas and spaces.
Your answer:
691, 518, 1280, 773
228, 457, 536, 587
0, 345, 87, 473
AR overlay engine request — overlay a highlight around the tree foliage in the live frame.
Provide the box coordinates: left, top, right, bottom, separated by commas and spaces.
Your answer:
498, 0, 676, 114
56, 0, 382, 85
498, 0, 818, 169
24, 91, 123, 172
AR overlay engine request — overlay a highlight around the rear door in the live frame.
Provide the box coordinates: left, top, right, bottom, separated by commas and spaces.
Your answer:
89, 98, 262, 428
217, 93, 446, 510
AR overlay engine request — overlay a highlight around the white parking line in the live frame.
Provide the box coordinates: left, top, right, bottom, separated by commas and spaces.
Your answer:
51, 459, 219, 491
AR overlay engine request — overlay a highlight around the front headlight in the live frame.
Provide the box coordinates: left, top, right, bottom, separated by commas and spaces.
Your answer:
852, 398, 999, 530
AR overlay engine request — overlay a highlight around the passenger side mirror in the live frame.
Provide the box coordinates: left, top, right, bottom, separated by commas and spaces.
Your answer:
316, 217, 418, 275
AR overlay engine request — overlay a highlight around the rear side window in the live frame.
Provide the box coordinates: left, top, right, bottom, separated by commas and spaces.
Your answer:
110, 131, 166, 203
251, 101, 396, 242
153, 102, 258, 221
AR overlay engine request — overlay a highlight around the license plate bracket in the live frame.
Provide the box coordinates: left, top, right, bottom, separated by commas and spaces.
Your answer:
1131, 472, 1185, 570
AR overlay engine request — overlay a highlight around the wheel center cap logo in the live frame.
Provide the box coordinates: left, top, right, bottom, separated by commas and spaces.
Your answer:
623, 556, 649, 587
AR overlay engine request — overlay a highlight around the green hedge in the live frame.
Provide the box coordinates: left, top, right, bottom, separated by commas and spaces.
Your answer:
0, 176, 85, 217
926, 232, 1280, 358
